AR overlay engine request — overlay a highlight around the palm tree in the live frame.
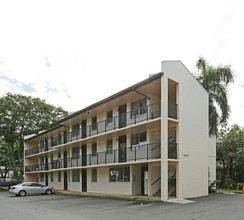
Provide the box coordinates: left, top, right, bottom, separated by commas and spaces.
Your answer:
195, 56, 234, 136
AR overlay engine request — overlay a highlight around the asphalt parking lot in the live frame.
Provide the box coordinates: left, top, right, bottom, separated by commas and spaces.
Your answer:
1, 191, 244, 220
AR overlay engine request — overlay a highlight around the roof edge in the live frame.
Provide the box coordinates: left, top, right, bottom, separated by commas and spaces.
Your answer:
24, 72, 163, 142
57, 72, 163, 124
24, 124, 64, 142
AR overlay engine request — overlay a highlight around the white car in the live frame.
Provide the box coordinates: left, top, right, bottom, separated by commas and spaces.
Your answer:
9, 182, 54, 196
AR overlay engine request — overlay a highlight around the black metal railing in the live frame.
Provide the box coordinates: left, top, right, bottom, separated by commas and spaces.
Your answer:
25, 142, 52, 156
168, 172, 176, 197
151, 177, 161, 186
25, 142, 161, 172
168, 102, 177, 119
25, 102, 161, 157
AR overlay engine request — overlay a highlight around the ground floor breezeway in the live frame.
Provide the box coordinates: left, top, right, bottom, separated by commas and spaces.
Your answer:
25, 161, 178, 200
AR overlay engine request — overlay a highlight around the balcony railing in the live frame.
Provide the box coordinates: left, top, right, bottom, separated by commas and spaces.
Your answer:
25, 142, 161, 172
25, 102, 161, 157
25, 142, 52, 157
168, 102, 177, 119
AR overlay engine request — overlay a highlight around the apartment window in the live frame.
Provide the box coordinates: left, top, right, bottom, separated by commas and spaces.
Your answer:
63, 131, 67, 144
72, 124, 79, 137
107, 111, 113, 124
51, 137, 53, 147
51, 172, 53, 182
40, 156, 44, 165
107, 139, 113, 154
131, 131, 147, 150
51, 136, 57, 147
40, 173, 44, 182
51, 155, 53, 168
72, 147, 80, 159
92, 117, 97, 130
92, 143, 97, 156
109, 166, 130, 182
131, 98, 147, 117
58, 172, 61, 182
58, 134, 62, 145
72, 170, 80, 182
40, 140, 44, 151
92, 168, 97, 182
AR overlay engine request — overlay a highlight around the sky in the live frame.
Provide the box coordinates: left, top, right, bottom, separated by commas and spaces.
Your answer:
0, 0, 243, 126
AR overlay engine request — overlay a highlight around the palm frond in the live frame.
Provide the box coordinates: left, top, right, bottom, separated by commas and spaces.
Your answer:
195, 56, 234, 136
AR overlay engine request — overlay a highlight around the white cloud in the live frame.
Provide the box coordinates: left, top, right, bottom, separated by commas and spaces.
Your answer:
0, 0, 243, 126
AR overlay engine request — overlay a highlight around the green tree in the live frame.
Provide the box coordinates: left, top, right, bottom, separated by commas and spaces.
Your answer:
0, 93, 68, 180
0, 140, 11, 178
195, 57, 234, 136
217, 124, 244, 187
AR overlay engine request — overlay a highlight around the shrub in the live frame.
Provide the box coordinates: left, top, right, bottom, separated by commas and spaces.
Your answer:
209, 180, 217, 193
236, 183, 243, 190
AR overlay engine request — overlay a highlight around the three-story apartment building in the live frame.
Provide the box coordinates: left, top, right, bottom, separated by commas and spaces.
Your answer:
24, 61, 216, 201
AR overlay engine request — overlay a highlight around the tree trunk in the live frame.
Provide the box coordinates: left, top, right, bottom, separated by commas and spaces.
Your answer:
17, 141, 24, 181
7, 143, 19, 180
220, 160, 227, 188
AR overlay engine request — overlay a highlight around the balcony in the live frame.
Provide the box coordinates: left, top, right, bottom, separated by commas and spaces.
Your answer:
62, 101, 161, 143
25, 101, 161, 157
25, 142, 52, 157
25, 142, 161, 172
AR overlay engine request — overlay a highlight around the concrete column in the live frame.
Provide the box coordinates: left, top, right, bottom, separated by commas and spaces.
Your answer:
161, 76, 168, 201
130, 165, 133, 195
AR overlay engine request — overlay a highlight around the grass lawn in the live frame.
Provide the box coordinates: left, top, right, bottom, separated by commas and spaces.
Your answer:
57, 192, 161, 202
0, 187, 8, 191
216, 188, 242, 193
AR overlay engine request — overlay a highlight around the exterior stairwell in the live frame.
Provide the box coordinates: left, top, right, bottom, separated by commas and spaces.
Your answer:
168, 134, 177, 159
153, 188, 161, 197
151, 134, 177, 198
152, 170, 176, 197
152, 177, 161, 197
168, 170, 176, 197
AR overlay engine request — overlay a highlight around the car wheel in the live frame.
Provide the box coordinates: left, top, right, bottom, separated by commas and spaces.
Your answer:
45, 189, 52, 195
19, 190, 26, 197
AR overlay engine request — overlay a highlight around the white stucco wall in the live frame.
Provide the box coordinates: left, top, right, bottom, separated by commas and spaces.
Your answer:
48, 172, 63, 189
87, 167, 131, 195
70, 169, 81, 191
131, 165, 141, 195
208, 136, 216, 183
150, 165, 161, 196
162, 61, 209, 199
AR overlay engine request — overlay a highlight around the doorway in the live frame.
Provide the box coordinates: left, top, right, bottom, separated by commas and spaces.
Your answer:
119, 136, 127, 163
45, 173, 48, 186
64, 171, 68, 190
119, 104, 126, 128
45, 155, 48, 170
64, 151, 67, 168
82, 169, 87, 192
82, 145, 87, 166
82, 120, 87, 138
141, 166, 148, 195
